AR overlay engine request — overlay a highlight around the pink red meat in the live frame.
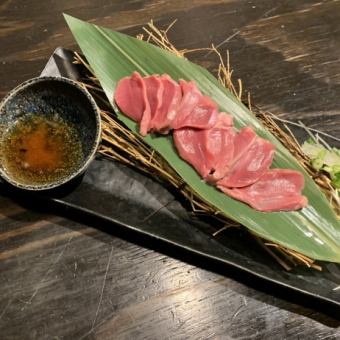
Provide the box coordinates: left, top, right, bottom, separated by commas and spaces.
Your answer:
173, 128, 212, 178
218, 169, 308, 212
172, 80, 218, 130
114, 72, 149, 123
218, 129, 275, 188
140, 76, 163, 135
173, 113, 234, 179
114, 72, 308, 212
150, 75, 182, 133
204, 113, 234, 181
115, 74, 218, 134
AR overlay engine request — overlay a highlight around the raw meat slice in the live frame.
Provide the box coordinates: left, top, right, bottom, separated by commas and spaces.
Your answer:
173, 128, 212, 178
114, 71, 149, 123
173, 80, 201, 124
232, 127, 257, 162
144, 75, 163, 119
115, 72, 308, 212
218, 135, 275, 188
218, 169, 308, 212
150, 75, 182, 133
141, 75, 163, 135
173, 113, 234, 180
172, 80, 218, 130
213, 112, 233, 127
205, 113, 235, 181
181, 95, 218, 129
115, 75, 218, 133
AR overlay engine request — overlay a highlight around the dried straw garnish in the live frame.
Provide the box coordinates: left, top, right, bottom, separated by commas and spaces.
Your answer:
73, 21, 339, 271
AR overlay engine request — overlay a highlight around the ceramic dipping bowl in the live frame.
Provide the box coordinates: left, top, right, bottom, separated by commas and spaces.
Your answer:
0, 76, 101, 191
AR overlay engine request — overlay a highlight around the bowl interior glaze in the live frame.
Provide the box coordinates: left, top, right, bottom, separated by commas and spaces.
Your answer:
0, 76, 101, 190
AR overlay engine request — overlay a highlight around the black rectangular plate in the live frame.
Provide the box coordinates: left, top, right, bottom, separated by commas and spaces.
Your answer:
3, 47, 340, 310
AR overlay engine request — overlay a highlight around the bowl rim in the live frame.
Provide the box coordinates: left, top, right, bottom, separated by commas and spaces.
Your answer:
0, 75, 102, 191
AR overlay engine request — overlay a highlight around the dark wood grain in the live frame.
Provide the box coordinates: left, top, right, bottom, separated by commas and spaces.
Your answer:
0, 1, 340, 339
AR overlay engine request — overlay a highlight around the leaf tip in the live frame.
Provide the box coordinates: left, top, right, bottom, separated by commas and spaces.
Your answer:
63, 13, 83, 27
62, 12, 71, 21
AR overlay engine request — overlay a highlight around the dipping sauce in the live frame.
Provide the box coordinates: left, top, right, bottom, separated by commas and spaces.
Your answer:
1, 114, 83, 186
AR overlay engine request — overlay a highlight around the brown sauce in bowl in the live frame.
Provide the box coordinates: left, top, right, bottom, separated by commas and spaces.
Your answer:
1, 114, 83, 186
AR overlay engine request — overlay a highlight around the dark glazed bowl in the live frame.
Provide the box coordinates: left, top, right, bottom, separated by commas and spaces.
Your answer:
0, 76, 101, 191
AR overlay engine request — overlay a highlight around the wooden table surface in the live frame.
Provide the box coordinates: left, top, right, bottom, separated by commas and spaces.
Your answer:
1, 1, 340, 339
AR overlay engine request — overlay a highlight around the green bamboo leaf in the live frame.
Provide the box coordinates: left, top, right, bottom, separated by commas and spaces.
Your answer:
65, 14, 340, 262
